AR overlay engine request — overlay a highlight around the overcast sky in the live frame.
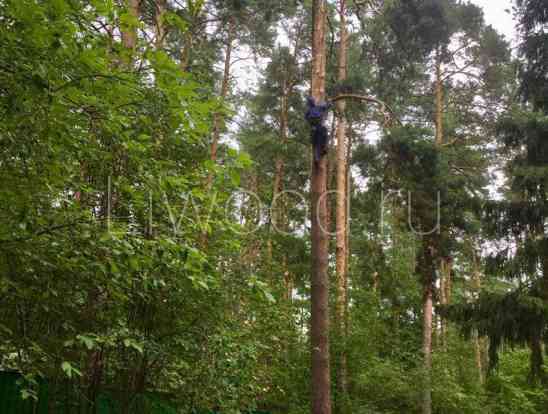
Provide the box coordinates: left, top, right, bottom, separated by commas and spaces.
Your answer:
471, 0, 517, 42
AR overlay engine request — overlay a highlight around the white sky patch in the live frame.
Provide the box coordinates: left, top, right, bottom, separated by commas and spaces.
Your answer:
470, 0, 517, 43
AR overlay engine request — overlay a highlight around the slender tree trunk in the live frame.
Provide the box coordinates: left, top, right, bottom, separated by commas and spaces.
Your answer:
529, 336, 544, 382
75, 162, 86, 203
334, 1, 349, 411
200, 18, 234, 245
267, 154, 283, 265
345, 125, 352, 284
440, 257, 452, 349
180, 0, 204, 71
422, 281, 433, 414
154, 0, 167, 49
325, 118, 337, 234
472, 282, 483, 383
272, 91, 289, 227
180, 31, 193, 72
268, 116, 285, 266
439, 258, 450, 349
470, 250, 484, 383
121, 0, 139, 50
420, 245, 435, 414
434, 52, 444, 147
310, 1, 331, 413
269, 90, 290, 282
439, 259, 446, 347
208, 17, 235, 181
472, 330, 484, 383
444, 260, 452, 304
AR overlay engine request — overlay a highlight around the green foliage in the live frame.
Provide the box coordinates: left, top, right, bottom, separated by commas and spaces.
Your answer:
486, 350, 548, 414
0, 0, 280, 411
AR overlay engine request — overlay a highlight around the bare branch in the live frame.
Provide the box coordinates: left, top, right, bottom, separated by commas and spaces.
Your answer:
329, 93, 401, 126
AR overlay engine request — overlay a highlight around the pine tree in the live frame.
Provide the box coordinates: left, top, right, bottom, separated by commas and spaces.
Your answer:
446, 0, 548, 383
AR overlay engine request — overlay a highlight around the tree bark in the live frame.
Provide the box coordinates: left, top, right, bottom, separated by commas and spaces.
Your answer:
434, 52, 444, 147
421, 49, 444, 414
209, 18, 234, 169
471, 250, 484, 384
154, 0, 167, 49
334, 1, 349, 411
419, 244, 435, 414
310, 1, 331, 414
121, 0, 140, 50
272, 91, 289, 228
439, 258, 451, 349
180, 0, 204, 71
200, 18, 234, 246
422, 280, 433, 414
439, 259, 446, 347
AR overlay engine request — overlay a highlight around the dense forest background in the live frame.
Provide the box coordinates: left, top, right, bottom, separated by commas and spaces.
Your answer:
1, 0, 548, 413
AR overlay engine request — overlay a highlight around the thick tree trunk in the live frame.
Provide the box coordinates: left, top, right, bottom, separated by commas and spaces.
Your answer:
334, 1, 349, 411
421, 51, 444, 414
310, 1, 331, 414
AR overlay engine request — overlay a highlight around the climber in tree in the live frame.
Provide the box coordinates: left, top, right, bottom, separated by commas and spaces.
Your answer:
305, 92, 394, 162
305, 96, 331, 162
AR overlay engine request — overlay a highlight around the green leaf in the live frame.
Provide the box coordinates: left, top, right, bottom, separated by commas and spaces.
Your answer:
61, 361, 81, 379
21, 389, 38, 401
77, 334, 95, 350
129, 257, 140, 271
123, 338, 143, 354
263, 291, 276, 304
229, 169, 241, 186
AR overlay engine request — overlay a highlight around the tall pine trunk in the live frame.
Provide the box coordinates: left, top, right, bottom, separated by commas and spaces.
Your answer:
420, 246, 435, 414
208, 17, 235, 182
310, 1, 331, 413
334, 0, 349, 411
472, 250, 484, 384
422, 50, 444, 414
200, 18, 234, 246
271, 91, 288, 236
268, 82, 292, 288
